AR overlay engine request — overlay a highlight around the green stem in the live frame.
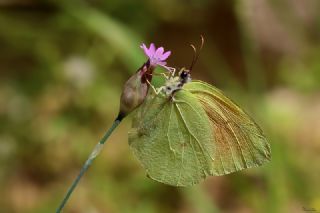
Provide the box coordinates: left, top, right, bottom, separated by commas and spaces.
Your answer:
56, 118, 122, 213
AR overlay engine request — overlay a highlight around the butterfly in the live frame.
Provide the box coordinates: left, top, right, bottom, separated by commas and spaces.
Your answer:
56, 41, 271, 212
128, 48, 271, 187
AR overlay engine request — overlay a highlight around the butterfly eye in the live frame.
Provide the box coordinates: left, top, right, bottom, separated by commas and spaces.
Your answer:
180, 71, 189, 79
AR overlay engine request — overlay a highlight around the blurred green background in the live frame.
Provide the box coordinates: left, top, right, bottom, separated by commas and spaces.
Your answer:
1, 0, 320, 212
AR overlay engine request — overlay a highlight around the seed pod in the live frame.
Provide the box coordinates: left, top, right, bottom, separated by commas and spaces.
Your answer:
117, 61, 153, 120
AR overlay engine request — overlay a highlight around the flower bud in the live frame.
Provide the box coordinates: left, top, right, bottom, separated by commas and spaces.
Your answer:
116, 62, 153, 121
116, 42, 171, 121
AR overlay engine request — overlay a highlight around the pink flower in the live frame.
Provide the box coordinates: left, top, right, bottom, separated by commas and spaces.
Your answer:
140, 43, 171, 68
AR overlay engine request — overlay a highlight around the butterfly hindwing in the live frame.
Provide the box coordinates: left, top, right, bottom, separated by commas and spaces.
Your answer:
129, 80, 271, 186
129, 90, 215, 186
184, 80, 271, 175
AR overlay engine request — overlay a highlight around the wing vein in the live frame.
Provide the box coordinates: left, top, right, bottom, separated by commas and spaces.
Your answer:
175, 103, 213, 161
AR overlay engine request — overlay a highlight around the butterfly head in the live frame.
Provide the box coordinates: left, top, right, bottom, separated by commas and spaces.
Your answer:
179, 68, 191, 84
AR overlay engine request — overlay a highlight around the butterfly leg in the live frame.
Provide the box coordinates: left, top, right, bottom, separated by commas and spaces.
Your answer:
162, 66, 176, 77
155, 86, 165, 95
160, 72, 170, 79
168, 92, 179, 102
152, 72, 170, 80
146, 79, 165, 95
145, 79, 158, 94
169, 67, 176, 77
169, 89, 190, 103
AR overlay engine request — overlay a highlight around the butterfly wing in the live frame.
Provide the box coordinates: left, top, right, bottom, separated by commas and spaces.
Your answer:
184, 80, 271, 175
129, 90, 215, 186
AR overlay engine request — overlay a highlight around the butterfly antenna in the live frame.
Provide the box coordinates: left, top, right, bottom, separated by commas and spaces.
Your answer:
189, 44, 197, 71
189, 35, 205, 71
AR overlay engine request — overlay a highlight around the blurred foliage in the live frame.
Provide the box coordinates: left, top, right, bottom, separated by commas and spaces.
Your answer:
0, 0, 320, 212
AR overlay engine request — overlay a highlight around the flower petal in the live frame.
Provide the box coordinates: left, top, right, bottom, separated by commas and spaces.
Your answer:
155, 47, 164, 59
157, 61, 167, 66
159, 51, 171, 61
140, 43, 150, 57
149, 43, 156, 55
140, 43, 171, 68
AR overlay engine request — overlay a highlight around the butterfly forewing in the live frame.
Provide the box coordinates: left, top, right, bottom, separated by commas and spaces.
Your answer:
184, 81, 271, 175
129, 90, 215, 186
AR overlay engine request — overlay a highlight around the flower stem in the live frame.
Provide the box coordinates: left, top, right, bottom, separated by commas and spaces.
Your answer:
56, 118, 122, 213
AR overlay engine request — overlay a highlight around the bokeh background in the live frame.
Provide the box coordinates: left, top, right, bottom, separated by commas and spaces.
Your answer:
1, 0, 320, 212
